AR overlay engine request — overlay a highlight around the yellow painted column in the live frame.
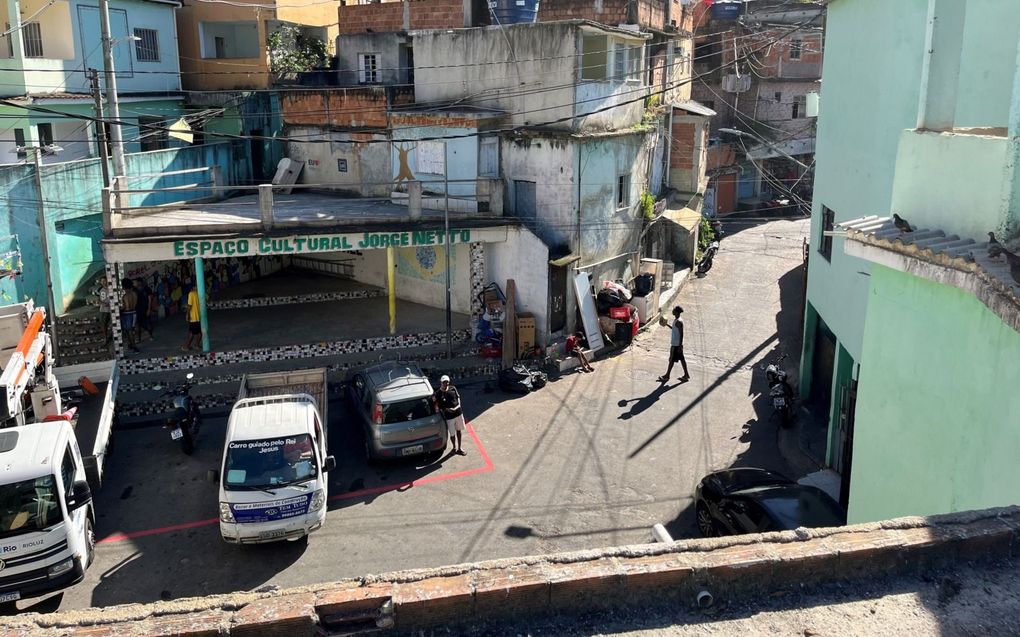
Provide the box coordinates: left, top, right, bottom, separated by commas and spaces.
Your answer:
387, 246, 396, 334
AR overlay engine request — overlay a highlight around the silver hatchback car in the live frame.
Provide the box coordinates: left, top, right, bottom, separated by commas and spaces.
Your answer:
347, 362, 447, 460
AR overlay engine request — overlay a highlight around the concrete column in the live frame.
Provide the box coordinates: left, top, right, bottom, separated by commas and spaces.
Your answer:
915, 0, 967, 132
469, 242, 485, 320
195, 257, 210, 352
1000, 27, 1020, 237
106, 263, 123, 360
259, 184, 274, 229
386, 246, 396, 335
408, 180, 422, 219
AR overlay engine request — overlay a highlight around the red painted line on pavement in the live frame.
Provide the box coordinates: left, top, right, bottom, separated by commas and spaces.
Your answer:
97, 421, 492, 545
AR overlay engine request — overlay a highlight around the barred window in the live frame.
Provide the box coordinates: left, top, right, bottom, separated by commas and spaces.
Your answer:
134, 28, 159, 62
22, 22, 43, 58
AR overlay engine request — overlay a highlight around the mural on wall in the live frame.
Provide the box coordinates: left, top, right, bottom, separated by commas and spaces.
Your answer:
396, 246, 454, 285
116, 255, 283, 318
394, 143, 417, 182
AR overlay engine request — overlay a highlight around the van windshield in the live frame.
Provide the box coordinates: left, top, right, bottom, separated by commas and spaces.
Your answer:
0, 475, 62, 538
223, 434, 317, 491
384, 397, 436, 424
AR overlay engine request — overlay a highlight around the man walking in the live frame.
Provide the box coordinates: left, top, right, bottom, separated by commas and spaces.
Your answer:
435, 375, 466, 455
182, 279, 202, 351
658, 305, 690, 383
120, 278, 140, 353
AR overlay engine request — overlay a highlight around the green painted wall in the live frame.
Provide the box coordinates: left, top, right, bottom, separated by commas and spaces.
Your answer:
848, 265, 1020, 524
805, 0, 930, 368
891, 130, 1008, 240
955, 0, 1020, 127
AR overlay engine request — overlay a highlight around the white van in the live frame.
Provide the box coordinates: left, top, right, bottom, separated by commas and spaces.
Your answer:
217, 369, 335, 544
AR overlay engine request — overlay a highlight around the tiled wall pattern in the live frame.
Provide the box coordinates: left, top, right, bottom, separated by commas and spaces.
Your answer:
106, 263, 124, 360
119, 329, 473, 374
470, 242, 485, 319
207, 289, 384, 311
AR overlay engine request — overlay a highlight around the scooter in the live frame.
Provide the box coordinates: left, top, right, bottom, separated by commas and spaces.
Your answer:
696, 241, 720, 276
762, 355, 794, 426
157, 372, 202, 455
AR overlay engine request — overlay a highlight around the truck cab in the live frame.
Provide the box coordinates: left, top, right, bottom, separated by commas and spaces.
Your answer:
0, 422, 95, 604
218, 369, 334, 544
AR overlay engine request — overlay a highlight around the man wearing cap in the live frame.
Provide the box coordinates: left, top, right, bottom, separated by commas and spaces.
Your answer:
435, 375, 466, 455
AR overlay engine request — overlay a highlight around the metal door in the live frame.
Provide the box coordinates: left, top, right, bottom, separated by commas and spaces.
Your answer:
548, 264, 567, 334
835, 379, 857, 513
514, 180, 537, 221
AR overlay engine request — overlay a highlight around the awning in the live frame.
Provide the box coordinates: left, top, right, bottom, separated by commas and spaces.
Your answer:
661, 207, 702, 231
672, 100, 717, 118
549, 253, 581, 267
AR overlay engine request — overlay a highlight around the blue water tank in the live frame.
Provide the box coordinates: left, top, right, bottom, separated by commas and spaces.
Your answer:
711, 1, 743, 20
488, 0, 540, 25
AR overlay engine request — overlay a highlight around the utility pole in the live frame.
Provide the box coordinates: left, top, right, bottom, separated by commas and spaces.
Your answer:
88, 69, 110, 189
31, 148, 60, 361
444, 142, 452, 360
98, 0, 127, 200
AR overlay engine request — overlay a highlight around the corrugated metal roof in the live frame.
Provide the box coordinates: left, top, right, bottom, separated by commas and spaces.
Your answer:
673, 100, 717, 117
837, 214, 1020, 308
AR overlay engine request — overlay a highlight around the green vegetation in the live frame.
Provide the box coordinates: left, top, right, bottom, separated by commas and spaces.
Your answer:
267, 26, 329, 75
640, 192, 656, 220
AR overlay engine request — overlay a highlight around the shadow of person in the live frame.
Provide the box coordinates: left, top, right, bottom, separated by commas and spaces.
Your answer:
618, 381, 684, 420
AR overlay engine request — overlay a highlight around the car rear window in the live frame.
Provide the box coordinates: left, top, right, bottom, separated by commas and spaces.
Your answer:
383, 397, 436, 423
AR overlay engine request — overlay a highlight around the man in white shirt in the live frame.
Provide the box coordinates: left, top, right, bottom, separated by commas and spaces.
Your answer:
658, 305, 690, 383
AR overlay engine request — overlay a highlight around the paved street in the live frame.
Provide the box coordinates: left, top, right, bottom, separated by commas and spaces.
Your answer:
26, 218, 810, 614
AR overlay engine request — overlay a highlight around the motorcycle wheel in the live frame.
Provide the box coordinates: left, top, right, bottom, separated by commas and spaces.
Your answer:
780, 406, 794, 428
700, 259, 713, 274
181, 431, 195, 455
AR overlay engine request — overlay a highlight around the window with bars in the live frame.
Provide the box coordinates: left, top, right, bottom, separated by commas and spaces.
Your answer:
22, 22, 43, 58
4, 23, 12, 58
358, 53, 379, 84
613, 42, 627, 81
134, 28, 159, 61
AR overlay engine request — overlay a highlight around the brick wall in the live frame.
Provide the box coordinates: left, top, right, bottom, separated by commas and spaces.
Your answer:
280, 87, 415, 128
338, 0, 466, 34
538, 1, 687, 36
670, 121, 696, 169
12, 507, 1020, 636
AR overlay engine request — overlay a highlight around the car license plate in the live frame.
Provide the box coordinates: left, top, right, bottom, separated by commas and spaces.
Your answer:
773, 397, 786, 408
0, 591, 20, 603
170, 427, 183, 440
402, 444, 424, 456
258, 529, 286, 540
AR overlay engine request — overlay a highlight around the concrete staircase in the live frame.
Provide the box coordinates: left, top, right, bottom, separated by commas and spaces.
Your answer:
55, 309, 113, 366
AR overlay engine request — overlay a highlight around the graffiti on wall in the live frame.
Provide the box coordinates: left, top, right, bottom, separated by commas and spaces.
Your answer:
396, 246, 454, 285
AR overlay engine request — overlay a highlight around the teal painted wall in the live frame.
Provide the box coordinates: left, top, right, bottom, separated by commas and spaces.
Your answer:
848, 265, 1020, 523
805, 0, 930, 368
0, 142, 254, 314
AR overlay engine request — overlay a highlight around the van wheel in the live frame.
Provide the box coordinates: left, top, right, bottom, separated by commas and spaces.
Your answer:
85, 517, 96, 567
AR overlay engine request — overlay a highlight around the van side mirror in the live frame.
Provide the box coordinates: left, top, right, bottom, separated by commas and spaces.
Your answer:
323, 456, 336, 472
66, 480, 92, 511
206, 469, 220, 483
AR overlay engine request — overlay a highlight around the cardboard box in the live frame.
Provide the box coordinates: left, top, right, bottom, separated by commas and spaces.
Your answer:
517, 313, 536, 356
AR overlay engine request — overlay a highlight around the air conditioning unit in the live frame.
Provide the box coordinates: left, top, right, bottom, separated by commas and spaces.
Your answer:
722, 74, 751, 93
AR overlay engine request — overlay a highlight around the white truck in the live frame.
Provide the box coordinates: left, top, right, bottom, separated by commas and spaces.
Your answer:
0, 302, 119, 604
217, 368, 335, 544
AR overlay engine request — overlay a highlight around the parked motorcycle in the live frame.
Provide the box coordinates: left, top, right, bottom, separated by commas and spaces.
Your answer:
696, 241, 720, 276
762, 355, 794, 426
157, 372, 202, 455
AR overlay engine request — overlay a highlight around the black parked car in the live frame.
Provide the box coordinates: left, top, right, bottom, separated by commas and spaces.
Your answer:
694, 468, 845, 537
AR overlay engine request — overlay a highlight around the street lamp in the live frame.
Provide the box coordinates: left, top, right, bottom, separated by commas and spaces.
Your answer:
717, 127, 810, 170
